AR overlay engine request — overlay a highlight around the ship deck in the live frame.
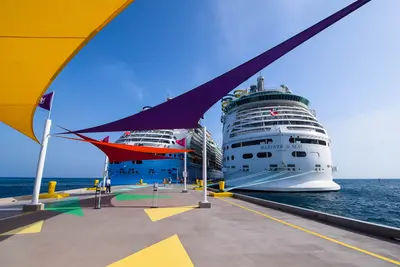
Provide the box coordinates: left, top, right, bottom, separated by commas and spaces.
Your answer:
0, 186, 399, 266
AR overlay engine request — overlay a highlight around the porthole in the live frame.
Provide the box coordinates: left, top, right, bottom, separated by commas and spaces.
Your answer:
292, 151, 307, 157
257, 152, 272, 158
242, 153, 253, 159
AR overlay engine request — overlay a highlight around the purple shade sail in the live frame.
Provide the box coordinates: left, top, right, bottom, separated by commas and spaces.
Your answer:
38, 92, 54, 111
66, 0, 370, 135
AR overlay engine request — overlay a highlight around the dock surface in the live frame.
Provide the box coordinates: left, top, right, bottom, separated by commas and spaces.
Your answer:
0, 186, 399, 266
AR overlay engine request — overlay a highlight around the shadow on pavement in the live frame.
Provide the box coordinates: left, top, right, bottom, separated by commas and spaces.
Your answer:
0, 210, 62, 243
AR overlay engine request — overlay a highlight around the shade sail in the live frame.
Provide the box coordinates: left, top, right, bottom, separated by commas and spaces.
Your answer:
63, 137, 168, 162
0, 0, 135, 143
60, 135, 192, 162
65, 0, 370, 135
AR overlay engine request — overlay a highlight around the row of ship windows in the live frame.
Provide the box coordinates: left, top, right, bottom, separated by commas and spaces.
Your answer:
289, 137, 327, 145
118, 168, 179, 175
111, 156, 222, 166
123, 134, 176, 139
225, 151, 307, 161
229, 128, 270, 138
236, 110, 311, 119
232, 115, 317, 126
231, 126, 326, 135
224, 137, 327, 150
226, 164, 328, 172
117, 138, 175, 144
228, 164, 328, 168
229, 127, 326, 138
231, 120, 323, 130
236, 106, 310, 115
110, 154, 183, 164
228, 94, 310, 108
127, 131, 174, 135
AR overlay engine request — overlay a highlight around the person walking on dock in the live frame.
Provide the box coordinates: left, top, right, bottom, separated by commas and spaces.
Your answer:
106, 177, 111, 193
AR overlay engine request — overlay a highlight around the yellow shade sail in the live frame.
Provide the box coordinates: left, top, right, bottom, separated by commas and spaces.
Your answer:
0, 0, 134, 143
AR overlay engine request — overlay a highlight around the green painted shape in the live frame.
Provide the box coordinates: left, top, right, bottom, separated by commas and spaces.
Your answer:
44, 197, 83, 216
45, 207, 84, 217
115, 194, 171, 201
45, 197, 80, 209
46, 207, 81, 210
65, 208, 84, 217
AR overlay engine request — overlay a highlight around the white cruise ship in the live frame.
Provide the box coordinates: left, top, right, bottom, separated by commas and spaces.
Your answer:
221, 76, 340, 192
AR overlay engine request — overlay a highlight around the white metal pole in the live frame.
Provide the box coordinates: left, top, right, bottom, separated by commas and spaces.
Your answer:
97, 156, 108, 208
182, 137, 188, 193
102, 156, 109, 188
202, 126, 208, 203
31, 118, 52, 205
183, 152, 187, 187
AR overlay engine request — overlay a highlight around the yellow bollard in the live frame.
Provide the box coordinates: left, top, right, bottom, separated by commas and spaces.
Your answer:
38, 180, 69, 200
196, 179, 199, 185
200, 180, 203, 187
219, 181, 225, 191
139, 179, 143, 185
48, 181, 57, 194
94, 179, 99, 187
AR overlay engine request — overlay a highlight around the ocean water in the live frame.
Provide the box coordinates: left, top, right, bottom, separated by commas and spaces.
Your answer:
238, 179, 400, 229
1, 177, 399, 229
0, 177, 95, 198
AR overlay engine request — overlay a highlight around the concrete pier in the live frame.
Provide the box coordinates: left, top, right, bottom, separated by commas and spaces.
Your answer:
0, 186, 399, 266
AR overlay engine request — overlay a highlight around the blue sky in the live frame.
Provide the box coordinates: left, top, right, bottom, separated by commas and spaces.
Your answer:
1, 0, 400, 178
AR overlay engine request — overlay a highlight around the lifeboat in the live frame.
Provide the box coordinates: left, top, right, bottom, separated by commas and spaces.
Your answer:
233, 89, 247, 98
221, 96, 233, 108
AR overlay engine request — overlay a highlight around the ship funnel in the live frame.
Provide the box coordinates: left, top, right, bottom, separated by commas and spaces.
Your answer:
257, 76, 264, 91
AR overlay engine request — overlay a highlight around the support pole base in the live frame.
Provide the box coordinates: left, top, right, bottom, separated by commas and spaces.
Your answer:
198, 201, 211, 209
181, 189, 188, 193
22, 203, 44, 212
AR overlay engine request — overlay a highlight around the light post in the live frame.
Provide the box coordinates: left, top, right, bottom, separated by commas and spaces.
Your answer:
24, 92, 56, 212
95, 156, 108, 209
182, 139, 188, 193
199, 121, 211, 208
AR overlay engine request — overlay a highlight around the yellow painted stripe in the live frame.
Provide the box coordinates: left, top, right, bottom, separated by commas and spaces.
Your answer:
0, 211, 32, 221
219, 198, 400, 266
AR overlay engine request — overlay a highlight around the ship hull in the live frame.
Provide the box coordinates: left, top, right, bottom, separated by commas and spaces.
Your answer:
224, 170, 340, 192
108, 158, 223, 186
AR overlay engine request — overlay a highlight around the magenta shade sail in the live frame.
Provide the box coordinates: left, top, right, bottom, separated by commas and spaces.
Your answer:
65, 0, 370, 135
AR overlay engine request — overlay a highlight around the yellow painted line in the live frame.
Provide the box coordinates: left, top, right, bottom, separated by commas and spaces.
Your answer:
144, 206, 197, 222
0, 211, 33, 221
0, 220, 44, 236
219, 198, 400, 266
